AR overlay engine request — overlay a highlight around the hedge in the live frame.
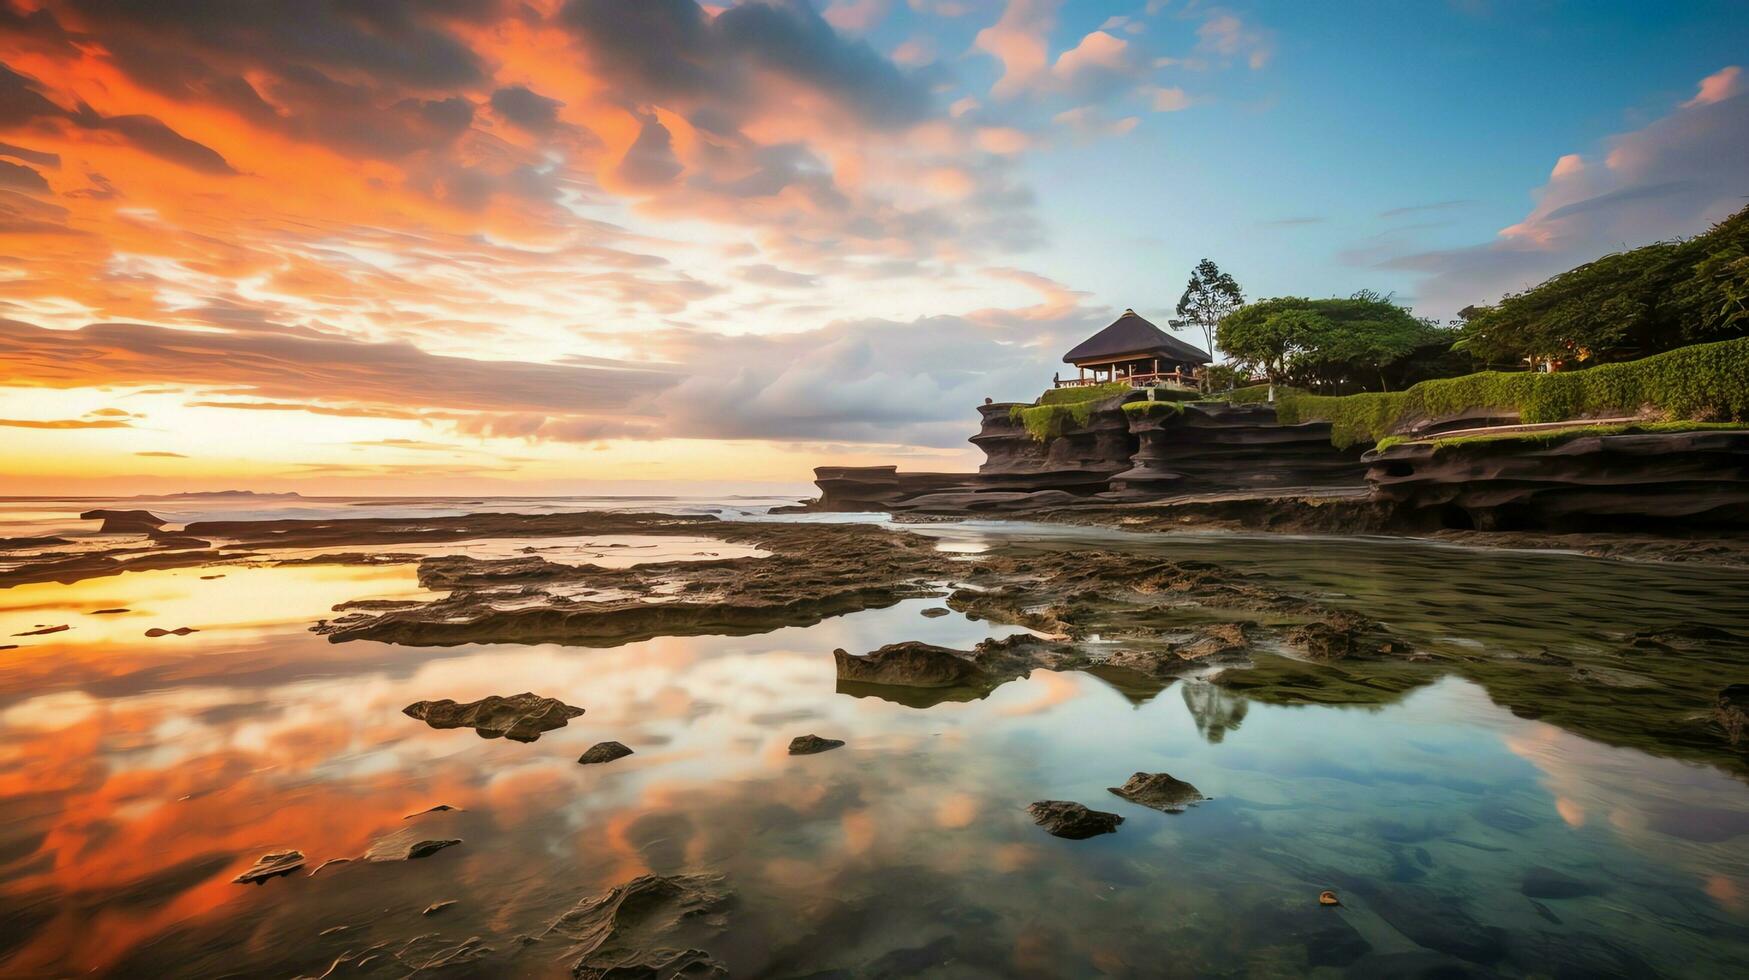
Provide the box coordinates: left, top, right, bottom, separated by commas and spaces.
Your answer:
1277, 336, 1749, 448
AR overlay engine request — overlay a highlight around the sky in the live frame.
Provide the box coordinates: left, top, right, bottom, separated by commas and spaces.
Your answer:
0, 0, 1745, 495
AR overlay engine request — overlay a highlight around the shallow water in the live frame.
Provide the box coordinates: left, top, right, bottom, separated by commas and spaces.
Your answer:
1, 505, 1747, 977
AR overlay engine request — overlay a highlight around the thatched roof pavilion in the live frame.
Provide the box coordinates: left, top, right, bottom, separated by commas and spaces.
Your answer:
1057, 309, 1211, 388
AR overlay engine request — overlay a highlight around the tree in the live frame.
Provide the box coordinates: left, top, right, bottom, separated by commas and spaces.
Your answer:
1176, 259, 1245, 367
1216, 299, 1319, 401
1459, 203, 1749, 368
1217, 292, 1457, 398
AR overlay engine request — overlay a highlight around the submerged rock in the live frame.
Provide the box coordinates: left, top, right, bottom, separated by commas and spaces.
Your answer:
80, 509, 167, 533
1107, 772, 1208, 813
403, 692, 584, 742
1716, 684, 1749, 746
1520, 866, 1606, 900
789, 734, 845, 755
920, 606, 951, 618
578, 741, 634, 765
363, 829, 462, 862
1028, 800, 1124, 839
833, 642, 991, 689
233, 849, 305, 884
544, 873, 731, 979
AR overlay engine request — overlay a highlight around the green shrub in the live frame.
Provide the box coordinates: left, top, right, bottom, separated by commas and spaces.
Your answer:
1278, 336, 1749, 447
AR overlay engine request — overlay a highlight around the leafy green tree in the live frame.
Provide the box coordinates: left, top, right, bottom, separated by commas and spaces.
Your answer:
1459, 203, 1749, 367
1217, 292, 1455, 398
1176, 258, 1245, 366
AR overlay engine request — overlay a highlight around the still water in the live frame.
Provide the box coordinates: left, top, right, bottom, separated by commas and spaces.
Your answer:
1, 503, 1746, 977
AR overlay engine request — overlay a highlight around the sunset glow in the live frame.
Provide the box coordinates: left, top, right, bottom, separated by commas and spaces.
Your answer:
1, 1, 1745, 492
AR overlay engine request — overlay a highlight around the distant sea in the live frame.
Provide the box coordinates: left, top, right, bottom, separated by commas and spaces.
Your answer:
0, 490, 821, 539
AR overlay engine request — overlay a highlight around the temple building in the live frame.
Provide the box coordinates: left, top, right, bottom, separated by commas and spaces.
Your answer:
1056, 309, 1211, 388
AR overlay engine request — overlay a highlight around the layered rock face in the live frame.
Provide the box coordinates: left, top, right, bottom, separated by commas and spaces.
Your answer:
970, 398, 1136, 491
1366, 429, 1749, 531
812, 394, 1365, 511
1113, 404, 1365, 493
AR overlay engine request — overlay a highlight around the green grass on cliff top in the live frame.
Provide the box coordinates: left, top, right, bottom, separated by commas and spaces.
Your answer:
1277, 335, 1749, 448
1372, 419, 1747, 454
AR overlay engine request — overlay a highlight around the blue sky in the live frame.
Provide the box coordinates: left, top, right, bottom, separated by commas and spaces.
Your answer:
0, 0, 1744, 491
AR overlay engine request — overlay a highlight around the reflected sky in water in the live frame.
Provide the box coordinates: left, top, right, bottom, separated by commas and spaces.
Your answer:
1, 514, 1747, 976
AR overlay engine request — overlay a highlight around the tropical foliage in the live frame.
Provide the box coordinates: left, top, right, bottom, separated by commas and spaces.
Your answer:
1459, 204, 1749, 367
1216, 292, 1456, 394
1277, 335, 1749, 448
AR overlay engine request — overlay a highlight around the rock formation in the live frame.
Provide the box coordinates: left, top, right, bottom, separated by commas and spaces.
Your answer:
1027, 800, 1124, 839
544, 873, 731, 978
1107, 772, 1207, 812
788, 734, 844, 755
832, 642, 992, 689
1365, 429, 1749, 531
812, 394, 1366, 512
233, 849, 304, 884
80, 509, 168, 533
578, 741, 634, 765
403, 693, 585, 742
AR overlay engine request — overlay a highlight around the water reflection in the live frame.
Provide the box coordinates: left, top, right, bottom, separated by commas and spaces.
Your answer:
0, 538, 1746, 976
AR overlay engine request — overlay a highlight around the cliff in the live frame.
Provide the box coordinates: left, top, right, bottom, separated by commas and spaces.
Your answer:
1365, 428, 1749, 531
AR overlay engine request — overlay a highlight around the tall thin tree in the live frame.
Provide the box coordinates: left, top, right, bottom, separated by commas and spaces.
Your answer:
1176, 258, 1246, 369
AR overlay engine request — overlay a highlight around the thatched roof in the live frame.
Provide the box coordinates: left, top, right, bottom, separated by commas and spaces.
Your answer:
1063, 309, 1211, 366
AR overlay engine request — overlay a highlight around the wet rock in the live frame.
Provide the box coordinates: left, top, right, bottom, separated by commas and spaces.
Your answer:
403, 692, 584, 742
80, 509, 167, 533
1353, 884, 1506, 965
1520, 866, 1605, 900
833, 642, 991, 689
423, 900, 457, 916
233, 849, 305, 884
362, 829, 462, 862
1027, 800, 1123, 839
11, 625, 68, 637
578, 741, 634, 765
1341, 950, 1495, 978
91, 608, 129, 615
920, 606, 951, 618
1107, 771, 1207, 813
404, 804, 460, 819
789, 734, 845, 755
144, 627, 198, 637
0, 645, 15, 652
544, 873, 731, 980
1716, 684, 1749, 746
1288, 611, 1405, 660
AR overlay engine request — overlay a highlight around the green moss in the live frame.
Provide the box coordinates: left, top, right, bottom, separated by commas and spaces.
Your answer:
1277, 335, 1749, 447
1225, 384, 1276, 404
1374, 419, 1746, 455
1009, 382, 1132, 442
1036, 381, 1132, 407
1121, 400, 1186, 418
